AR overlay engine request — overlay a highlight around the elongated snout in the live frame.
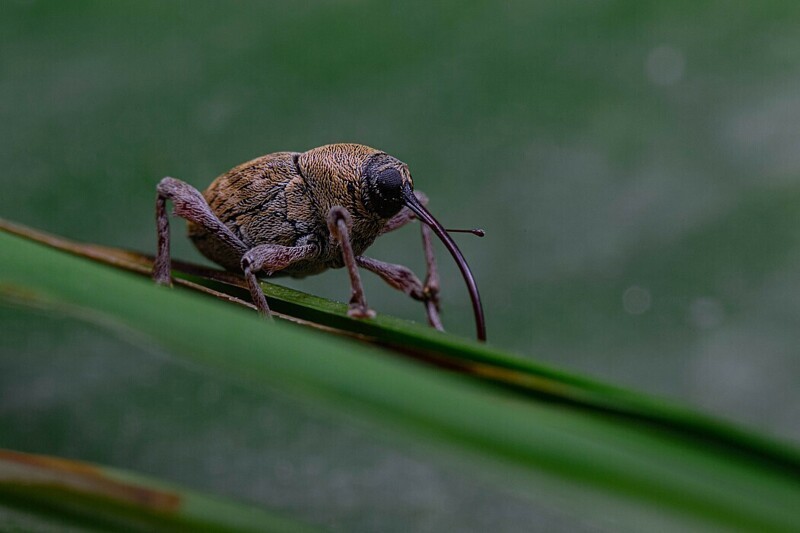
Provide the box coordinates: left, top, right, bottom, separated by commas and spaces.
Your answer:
402, 186, 486, 342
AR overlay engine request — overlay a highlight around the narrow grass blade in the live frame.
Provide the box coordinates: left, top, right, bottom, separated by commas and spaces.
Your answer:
2, 218, 798, 476
1, 225, 799, 531
0, 449, 314, 532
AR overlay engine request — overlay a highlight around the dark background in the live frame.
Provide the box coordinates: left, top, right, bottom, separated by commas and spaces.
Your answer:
2, 1, 799, 530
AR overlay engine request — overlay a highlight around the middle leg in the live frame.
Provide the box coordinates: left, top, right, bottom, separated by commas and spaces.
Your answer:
241, 243, 317, 317
356, 254, 444, 331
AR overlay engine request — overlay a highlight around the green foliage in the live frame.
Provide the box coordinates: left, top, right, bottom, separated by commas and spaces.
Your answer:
2, 225, 799, 531
3, 1, 800, 530
0, 450, 311, 532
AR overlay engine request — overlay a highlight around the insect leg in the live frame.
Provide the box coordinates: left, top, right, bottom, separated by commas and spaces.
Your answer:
240, 244, 317, 317
420, 223, 443, 330
375, 191, 444, 329
356, 256, 444, 331
327, 206, 376, 319
153, 177, 248, 286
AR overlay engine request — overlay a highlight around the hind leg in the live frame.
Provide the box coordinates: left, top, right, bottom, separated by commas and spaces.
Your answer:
153, 177, 248, 286
154, 177, 321, 317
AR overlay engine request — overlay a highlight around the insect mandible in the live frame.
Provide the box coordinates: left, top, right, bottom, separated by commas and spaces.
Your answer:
152, 143, 486, 341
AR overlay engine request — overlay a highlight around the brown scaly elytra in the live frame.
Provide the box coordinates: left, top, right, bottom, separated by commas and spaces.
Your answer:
153, 143, 486, 341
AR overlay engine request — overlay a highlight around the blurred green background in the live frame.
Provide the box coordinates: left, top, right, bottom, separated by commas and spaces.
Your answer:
2, 1, 799, 530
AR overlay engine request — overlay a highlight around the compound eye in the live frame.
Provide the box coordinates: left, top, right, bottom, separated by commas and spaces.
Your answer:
370, 168, 405, 217
376, 168, 403, 196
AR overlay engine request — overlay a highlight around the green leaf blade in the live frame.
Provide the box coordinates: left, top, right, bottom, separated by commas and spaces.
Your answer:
1, 226, 799, 531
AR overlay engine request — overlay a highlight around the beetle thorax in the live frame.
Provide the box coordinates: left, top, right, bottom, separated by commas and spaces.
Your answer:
298, 144, 391, 265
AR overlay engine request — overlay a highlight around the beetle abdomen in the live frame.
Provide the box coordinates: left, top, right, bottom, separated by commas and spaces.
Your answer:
188, 151, 322, 272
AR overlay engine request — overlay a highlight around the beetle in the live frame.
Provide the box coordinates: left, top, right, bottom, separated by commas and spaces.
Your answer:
152, 143, 486, 341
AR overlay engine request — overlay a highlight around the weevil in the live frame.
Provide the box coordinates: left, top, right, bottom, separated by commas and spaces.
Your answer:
152, 143, 486, 341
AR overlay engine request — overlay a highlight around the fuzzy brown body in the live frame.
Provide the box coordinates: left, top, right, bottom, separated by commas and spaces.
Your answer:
187, 144, 411, 276
153, 142, 486, 340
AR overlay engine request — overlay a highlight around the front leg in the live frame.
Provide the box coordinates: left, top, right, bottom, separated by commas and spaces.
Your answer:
377, 191, 443, 328
327, 206, 376, 319
419, 224, 443, 329
241, 243, 317, 317
379, 190, 442, 326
